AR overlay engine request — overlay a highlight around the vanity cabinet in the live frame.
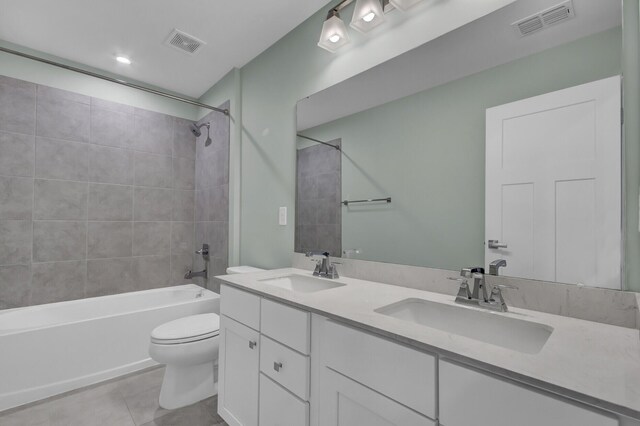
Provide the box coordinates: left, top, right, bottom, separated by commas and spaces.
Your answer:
439, 360, 619, 426
219, 284, 311, 426
219, 284, 633, 426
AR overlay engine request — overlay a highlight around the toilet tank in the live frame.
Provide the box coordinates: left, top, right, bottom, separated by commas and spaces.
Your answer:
226, 266, 265, 274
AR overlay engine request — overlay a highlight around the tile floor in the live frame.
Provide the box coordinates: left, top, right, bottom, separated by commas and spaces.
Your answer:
0, 366, 228, 426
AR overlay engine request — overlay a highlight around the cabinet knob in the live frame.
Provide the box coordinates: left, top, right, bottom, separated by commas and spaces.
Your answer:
273, 361, 283, 372
249, 341, 257, 349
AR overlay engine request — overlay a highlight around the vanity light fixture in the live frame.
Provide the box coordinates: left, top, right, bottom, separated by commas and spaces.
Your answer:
350, 0, 386, 33
319, 0, 422, 53
116, 56, 131, 65
318, 9, 351, 53
388, 0, 423, 12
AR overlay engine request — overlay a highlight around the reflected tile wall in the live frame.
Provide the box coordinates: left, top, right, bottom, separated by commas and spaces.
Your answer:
295, 140, 342, 257
193, 102, 230, 292
0, 75, 197, 308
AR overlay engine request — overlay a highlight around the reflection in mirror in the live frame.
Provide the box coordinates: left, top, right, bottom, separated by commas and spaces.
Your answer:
296, 0, 625, 289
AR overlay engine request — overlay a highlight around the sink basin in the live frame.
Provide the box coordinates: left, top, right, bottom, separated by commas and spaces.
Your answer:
259, 274, 346, 293
375, 298, 553, 354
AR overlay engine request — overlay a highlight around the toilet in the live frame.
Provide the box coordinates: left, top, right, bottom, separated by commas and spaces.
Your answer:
149, 313, 220, 409
149, 266, 264, 410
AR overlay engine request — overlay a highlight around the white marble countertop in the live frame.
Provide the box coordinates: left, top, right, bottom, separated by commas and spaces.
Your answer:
216, 268, 640, 419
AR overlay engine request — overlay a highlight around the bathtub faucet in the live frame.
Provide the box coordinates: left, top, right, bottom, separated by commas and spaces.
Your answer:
184, 268, 207, 280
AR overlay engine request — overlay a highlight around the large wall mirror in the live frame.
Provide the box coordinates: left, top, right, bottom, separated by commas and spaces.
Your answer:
295, 0, 634, 290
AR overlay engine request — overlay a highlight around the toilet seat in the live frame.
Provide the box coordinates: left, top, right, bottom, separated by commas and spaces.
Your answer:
151, 313, 220, 345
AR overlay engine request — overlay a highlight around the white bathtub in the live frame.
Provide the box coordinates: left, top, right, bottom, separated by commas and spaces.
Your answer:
0, 284, 219, 412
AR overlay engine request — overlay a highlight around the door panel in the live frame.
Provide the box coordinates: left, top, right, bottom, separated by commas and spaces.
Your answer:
218, 315, 260, 426
317, 367, 434, 426
486, 76, 621, 288
439, 360, 618, 426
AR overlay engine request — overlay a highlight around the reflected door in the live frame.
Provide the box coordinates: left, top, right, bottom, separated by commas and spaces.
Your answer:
485, 76, 621, 288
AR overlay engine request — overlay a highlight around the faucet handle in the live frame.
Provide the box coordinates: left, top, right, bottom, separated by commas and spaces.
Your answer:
460, 268, 473, 278
449, 277, 472, 300
327, 264, 340, 279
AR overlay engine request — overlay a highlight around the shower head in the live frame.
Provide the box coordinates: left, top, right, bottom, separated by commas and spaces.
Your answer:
189, 122, 202, 137
189, 122, 212, 146
189, 121, 209, 137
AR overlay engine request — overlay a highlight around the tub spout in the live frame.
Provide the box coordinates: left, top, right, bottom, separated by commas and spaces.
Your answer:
184, 269, 207, 279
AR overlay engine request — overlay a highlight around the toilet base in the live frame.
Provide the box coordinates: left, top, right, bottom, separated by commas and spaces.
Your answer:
158, 361, 217, 410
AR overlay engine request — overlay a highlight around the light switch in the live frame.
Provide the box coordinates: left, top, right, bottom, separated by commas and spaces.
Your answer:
279, 206, 287, 226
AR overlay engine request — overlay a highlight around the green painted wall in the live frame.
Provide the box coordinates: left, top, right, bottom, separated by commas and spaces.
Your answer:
210, 0, 516, 269
0, 41, 199, 119
198, 68, 242, 267
301, 27, 622, 272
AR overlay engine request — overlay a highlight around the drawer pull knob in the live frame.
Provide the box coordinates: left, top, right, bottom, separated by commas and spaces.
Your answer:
249, 341, 257, 349
274, 362, 283, 372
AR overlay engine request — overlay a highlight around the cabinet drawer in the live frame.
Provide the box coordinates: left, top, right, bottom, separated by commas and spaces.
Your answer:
259, 374, 309, 426
321, 320, 436, 418
221, 284, 261, 331
261, 298, 310, 354
260, 335, 310, 401
439, 360, 619, 426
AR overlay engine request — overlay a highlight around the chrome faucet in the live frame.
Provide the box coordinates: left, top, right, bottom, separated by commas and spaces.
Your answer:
489, 259, 507, 276
449, 267, 517, 312
305, 251, 339, 279
184, 269, 207, 280
185, 244, 209, 280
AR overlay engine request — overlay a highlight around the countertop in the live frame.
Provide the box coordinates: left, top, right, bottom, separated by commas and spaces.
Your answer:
216, 268, 640, 420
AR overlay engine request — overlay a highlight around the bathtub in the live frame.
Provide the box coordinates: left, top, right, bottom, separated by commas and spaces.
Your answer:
0, 284, 219, 412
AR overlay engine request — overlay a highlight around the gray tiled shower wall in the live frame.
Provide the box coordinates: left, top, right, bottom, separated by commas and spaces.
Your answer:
192, 104, 231, 292
0, 74, 220, 309
295, 140, 341, 257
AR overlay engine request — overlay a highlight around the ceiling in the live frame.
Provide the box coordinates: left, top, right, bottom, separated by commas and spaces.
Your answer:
298, 0, 621, 131
0, 0, 329, 98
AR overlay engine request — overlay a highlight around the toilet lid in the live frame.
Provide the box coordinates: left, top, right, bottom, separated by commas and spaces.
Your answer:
151, 313, 220, 344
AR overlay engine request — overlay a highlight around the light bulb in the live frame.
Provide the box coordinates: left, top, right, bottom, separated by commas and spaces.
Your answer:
116, 56, 131, 65
350, 0, 385, 33
362, 12, 376, 22
318, 10, 350, 53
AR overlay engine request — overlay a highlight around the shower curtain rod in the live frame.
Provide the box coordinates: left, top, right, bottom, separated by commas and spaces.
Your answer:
296, 134, 341, 151
0, 46, 229, 115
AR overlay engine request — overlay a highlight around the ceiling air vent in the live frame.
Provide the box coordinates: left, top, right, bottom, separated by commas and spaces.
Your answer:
512, 0, 575, 37
164, 29, 206, 55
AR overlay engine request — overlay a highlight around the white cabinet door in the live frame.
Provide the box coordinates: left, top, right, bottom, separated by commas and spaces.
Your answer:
485, 76, 621, 288
218, 315, 260, 426
259, 373, 309, 426
317, 367, 435, 426
439, 360, 619, 426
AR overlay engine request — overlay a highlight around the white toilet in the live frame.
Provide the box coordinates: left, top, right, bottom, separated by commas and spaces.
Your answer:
149, 313, 221, 409
149, 266, 263, 410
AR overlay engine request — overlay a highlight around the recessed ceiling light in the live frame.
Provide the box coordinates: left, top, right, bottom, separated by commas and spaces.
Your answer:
116, 56, 131, 65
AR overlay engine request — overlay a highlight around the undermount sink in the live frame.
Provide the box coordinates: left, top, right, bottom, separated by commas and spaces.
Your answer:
375, 298, 553, 354
259, 274, 346, 293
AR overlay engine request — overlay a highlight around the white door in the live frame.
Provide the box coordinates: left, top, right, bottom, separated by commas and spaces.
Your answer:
218, 315, 260, 426
485, 76, 621, 289
317, 367, 435, 426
